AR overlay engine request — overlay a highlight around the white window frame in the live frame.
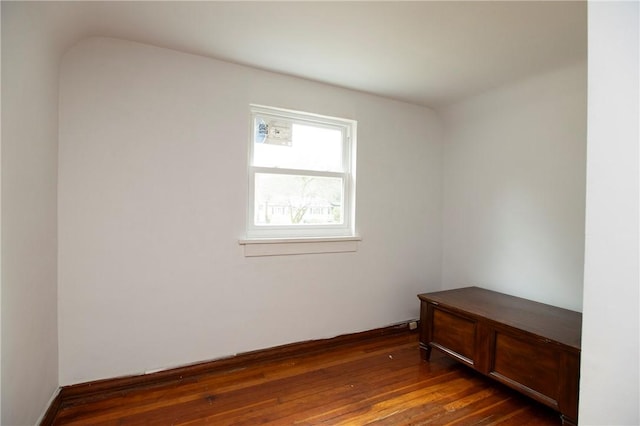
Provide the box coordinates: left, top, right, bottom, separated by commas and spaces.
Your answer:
245, 105, 357, 241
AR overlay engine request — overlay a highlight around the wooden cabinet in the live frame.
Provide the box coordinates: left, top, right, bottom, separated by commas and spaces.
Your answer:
418, 287, 581, 425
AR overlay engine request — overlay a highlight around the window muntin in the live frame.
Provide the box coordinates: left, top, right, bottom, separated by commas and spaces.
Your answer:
247, 105, 356, 239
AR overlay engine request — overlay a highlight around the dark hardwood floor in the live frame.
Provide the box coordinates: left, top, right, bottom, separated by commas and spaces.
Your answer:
51, 331, 560, 425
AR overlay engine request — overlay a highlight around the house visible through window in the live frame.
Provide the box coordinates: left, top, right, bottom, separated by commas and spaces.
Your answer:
247, 105, 356, 239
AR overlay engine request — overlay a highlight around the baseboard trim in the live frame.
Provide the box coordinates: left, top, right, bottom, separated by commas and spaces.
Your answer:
38, 388, 62, 426
41, 321, 417, 424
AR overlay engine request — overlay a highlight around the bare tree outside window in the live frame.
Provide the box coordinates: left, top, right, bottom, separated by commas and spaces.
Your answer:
255, 174, 343, 225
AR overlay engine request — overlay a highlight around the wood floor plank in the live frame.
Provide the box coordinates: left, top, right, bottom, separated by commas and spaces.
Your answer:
50, 331, 561, 425
364, 383, 498, 426
168, 345, 432, 425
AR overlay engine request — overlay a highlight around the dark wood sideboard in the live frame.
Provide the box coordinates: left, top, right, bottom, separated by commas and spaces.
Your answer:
418, 287, 581, 425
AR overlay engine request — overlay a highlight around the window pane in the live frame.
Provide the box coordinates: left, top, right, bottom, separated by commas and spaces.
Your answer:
254, 173, 344, 226
253, 119, 343, 172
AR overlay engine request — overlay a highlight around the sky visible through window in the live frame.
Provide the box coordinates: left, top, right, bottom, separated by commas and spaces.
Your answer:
253, 123, 343, 172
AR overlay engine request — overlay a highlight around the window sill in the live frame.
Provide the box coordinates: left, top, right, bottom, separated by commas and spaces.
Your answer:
238, 236, 361, 257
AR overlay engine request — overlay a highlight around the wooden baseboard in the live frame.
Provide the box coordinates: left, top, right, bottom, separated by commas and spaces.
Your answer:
38, 389, 63, 426
41, 321, 417, 424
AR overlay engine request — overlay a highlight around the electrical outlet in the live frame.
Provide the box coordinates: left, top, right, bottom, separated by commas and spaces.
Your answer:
408, 321, 418, 330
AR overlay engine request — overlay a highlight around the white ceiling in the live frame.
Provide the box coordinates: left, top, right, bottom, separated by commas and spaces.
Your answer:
11, 1, 587, 107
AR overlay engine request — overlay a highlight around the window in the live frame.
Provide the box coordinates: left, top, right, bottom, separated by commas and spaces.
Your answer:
246, 105, 356, 240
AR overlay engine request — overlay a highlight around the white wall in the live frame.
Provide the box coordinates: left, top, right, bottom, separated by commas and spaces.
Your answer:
440, 62, 587, 311
1, 3, 61, 424
1, 6, 3, 420
579, 2, 639, 425
58, 38, 443, 385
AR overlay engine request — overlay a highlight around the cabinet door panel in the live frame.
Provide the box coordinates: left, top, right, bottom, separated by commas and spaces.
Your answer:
431, 308, 476, 362
492, 332, 560, 404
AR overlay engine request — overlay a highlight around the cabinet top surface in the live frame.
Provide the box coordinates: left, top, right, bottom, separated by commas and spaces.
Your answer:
418, 286, 582, 350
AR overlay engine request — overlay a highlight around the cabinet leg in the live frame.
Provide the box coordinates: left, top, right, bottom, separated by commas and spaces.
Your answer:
419, 343, 432, 361
560, 414, 577, 426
